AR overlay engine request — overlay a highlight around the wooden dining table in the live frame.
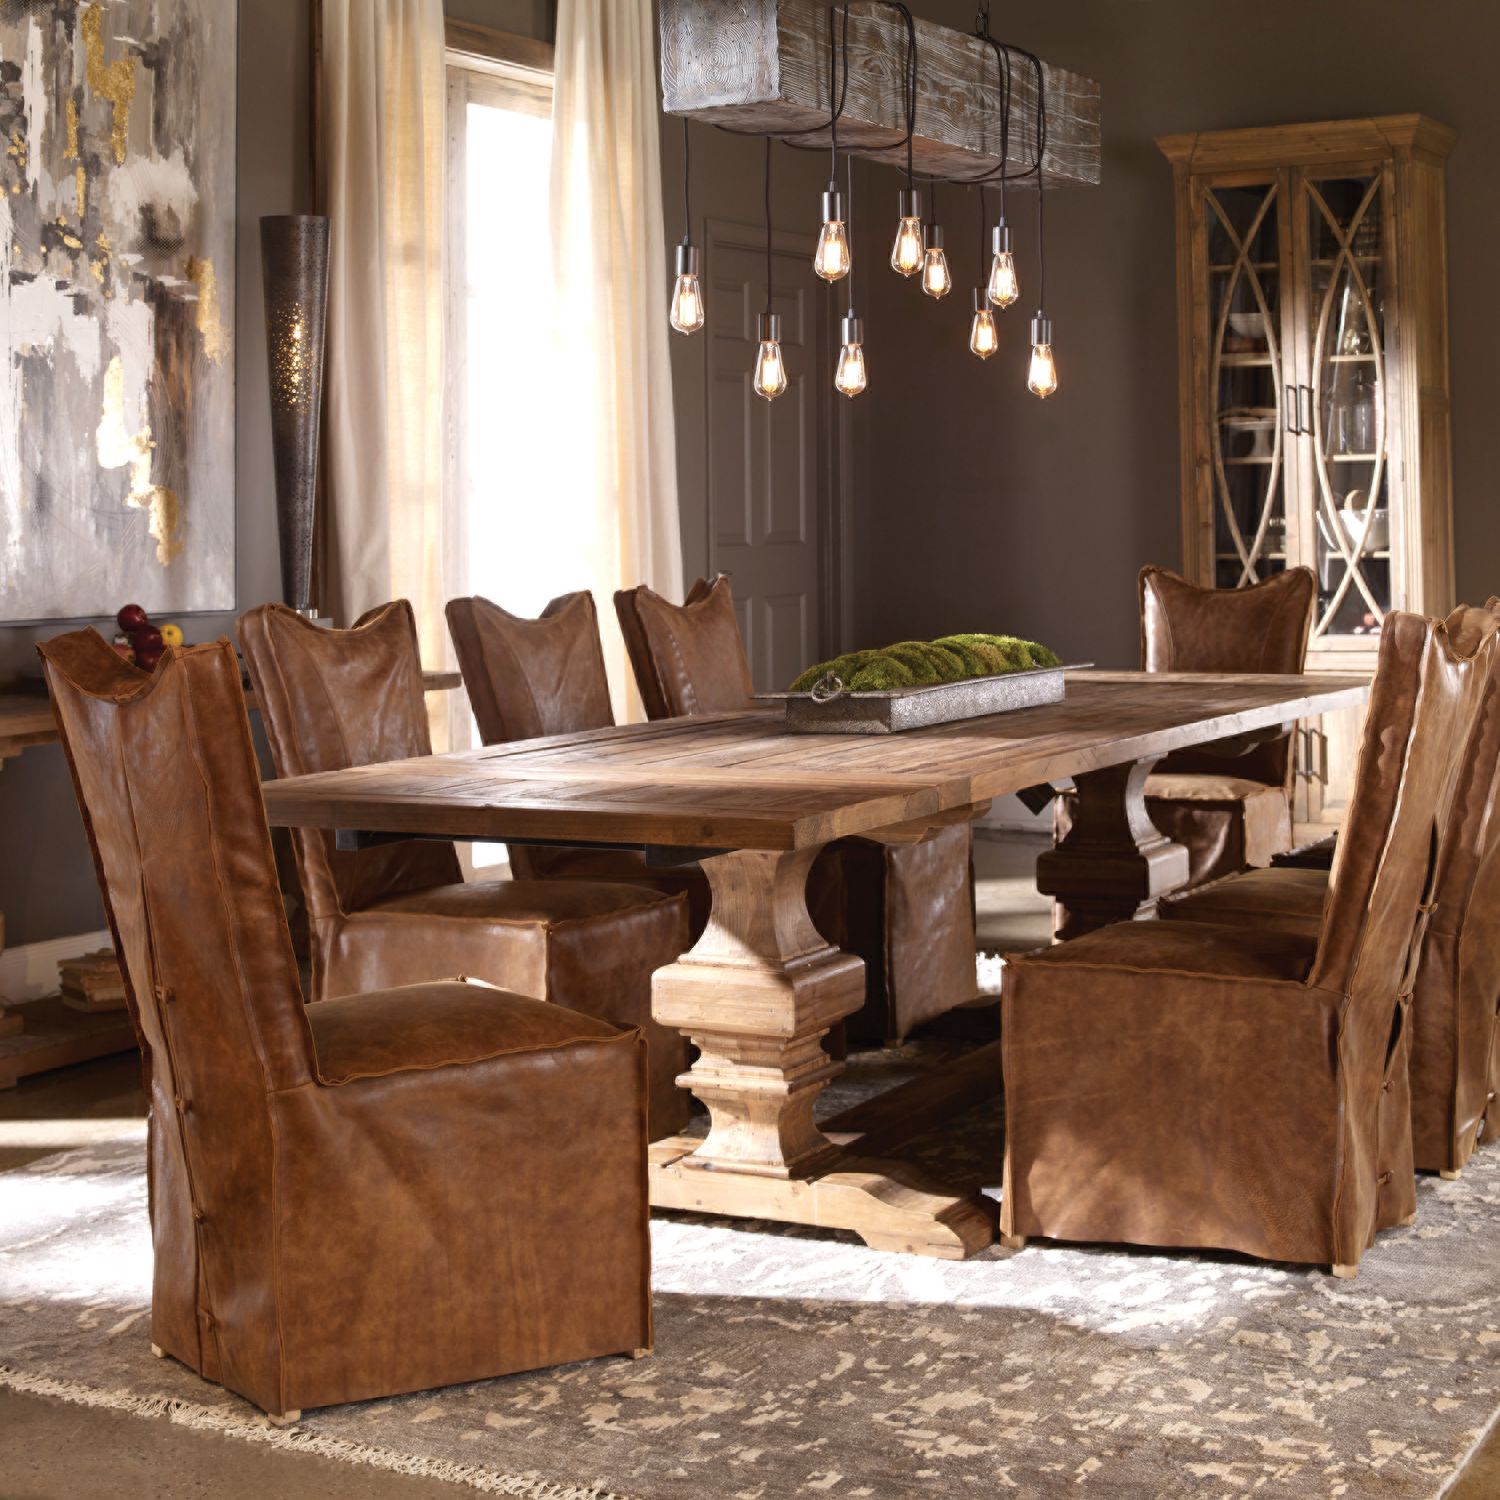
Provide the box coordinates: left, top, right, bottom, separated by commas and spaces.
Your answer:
261, 669, 1369, 1260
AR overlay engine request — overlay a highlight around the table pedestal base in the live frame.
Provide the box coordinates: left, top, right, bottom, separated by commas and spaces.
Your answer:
1036, 757, 1190, 940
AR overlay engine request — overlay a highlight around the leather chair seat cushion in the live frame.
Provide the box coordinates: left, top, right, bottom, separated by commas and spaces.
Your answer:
1144, 771, 1279, 804
1146, 775, 1293, 889
517, 845, 712, 934
308, 980, 626, 1084
1016, 916, 1317, 983
327, 880, 694, 1140
1160, 865, 1328, 941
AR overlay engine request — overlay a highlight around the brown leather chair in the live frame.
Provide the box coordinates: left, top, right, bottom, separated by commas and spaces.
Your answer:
1161, 600, 1500, 1178
39, 631, 651, 1420
238, 599, 691, 1138
1003, 611, 1482, 1275
445, 590, 711, 932
1057, 565, 1316, 895
614, 575, 978, 1044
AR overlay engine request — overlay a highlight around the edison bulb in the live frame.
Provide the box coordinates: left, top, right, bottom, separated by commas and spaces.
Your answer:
921, 246, 952, 299
834, 312, 866, 397
814, 184, 851, 281
988, 251, 1020, 308
890, 190, 923, 277
1027, 315, 1058, 398
987, 224, 1020, 308
753, 313, 787, 401
669, 272, 703, 333
969, 295, 997, 359
669, 242, 704, 334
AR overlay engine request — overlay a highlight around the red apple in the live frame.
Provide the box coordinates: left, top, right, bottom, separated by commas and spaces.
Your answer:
134, 645, 164, 673
117, 603, 149, 634
131, 625, 163, 651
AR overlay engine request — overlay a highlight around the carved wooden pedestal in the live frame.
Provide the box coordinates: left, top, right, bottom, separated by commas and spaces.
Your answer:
649, 846, 995, 1258
1035, 758, 1190, 940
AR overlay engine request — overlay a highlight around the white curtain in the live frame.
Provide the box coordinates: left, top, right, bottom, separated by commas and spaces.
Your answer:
551, 0, 684, 715
319, 0, 451, 736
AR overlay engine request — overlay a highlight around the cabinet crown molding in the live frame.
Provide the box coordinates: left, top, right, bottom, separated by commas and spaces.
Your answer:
1156, 114, 1455, 172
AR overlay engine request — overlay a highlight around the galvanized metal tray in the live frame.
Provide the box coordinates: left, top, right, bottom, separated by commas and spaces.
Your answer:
756, 664, 1091, 735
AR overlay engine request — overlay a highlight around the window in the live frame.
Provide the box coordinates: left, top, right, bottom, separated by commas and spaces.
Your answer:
445, 37, 580, 620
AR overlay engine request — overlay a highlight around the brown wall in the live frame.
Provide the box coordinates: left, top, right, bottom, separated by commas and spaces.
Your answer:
848, 0, 1500, 669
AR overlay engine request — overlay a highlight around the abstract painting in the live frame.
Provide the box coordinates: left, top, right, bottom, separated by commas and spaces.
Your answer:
0, 0, 235, 623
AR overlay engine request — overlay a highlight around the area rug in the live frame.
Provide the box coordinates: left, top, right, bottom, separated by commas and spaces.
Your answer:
4, 1049, 1500, 1500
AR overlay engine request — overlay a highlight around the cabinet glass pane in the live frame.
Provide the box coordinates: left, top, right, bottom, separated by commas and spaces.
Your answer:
1203, 182, 1287, 588
1307, 173, 1389, 640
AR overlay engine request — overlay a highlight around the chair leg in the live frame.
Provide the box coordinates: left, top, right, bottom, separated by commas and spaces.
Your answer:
266, 1410, 302, 1427
1329, 1262, 1359, 1280
628, 1348, 651, 1360
999, 1233, 1027, 1251
149, 1344, 164, 1359
1439, 1168, 1462, 1181
1398, 1211, 1417, 1227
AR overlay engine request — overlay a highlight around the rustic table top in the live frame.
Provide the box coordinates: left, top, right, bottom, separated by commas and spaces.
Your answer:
260, 670, 1370, 852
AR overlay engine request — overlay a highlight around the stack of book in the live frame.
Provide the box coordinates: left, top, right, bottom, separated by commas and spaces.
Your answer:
58, 950, 128, 1013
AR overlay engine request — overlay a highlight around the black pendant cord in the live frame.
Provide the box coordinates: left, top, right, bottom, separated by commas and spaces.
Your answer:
846, 149, 857, 316
828, 0, 851, 179
1033, 48, 1047, 312
680, 117, 691, 244
764, 135, 774, 319
977, 185, 987, 278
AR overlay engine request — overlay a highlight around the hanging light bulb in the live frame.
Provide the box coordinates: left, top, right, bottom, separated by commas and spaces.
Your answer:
834, 310, 867, 397
1028, 314, 1058, 398
890, 189, 923, 277
753, 312, 787, 401
814, 182, 851, 281
669, 240, 704, 334
969, 290, 998, 359
921, 223, 951, 299
987, 222, 1020, 308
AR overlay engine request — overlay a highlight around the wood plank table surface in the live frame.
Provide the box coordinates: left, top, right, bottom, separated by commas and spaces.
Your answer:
261, 670, 1370, 1259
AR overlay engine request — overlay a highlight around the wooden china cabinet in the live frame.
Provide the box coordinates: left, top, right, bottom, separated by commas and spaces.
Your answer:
1157, 115, 1456, 822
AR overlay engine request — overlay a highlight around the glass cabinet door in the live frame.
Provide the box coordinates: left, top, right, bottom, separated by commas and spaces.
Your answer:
1299, 169, 1392, 644
1201, 178, 1290, 588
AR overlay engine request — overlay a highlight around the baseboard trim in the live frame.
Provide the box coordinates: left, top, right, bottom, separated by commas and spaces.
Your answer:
0, 931, 112, 1004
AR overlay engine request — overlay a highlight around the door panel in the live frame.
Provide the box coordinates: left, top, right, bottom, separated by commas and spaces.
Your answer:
705, 233, 829, 693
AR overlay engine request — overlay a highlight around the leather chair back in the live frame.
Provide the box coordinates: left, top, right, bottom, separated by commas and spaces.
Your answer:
238, 601, 461, 924
615, 575, 756, 719
1311, 611, 1484, 998
1140, 565, 1315, 786
40, 632, 315, 1368
447, 591, 614, 745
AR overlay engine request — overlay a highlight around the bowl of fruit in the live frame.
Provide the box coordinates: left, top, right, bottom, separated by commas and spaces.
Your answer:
113, 604, 184, 672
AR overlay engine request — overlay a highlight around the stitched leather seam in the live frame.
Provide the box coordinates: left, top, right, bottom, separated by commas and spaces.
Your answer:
296, 1022, 644, 1088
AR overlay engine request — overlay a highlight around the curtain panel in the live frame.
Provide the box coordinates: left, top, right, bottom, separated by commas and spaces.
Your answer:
319, 0, 450, 730
551, 0, 684, 714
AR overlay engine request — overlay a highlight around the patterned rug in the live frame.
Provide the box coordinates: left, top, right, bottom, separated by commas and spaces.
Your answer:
4, 1044, 1500, 1500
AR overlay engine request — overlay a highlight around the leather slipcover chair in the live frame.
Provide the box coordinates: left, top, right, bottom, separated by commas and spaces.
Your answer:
238, 599, 691, 1138
445, 590, 711, 933
39, 632, 651, 1419
1162, 600, 1500, 1177
1057, 565, 1316, 894
1003, 611, 1481, 1274
614, 575, 978, 1044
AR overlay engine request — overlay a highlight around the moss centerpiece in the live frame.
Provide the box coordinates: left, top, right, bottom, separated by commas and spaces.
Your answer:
790, 633, 1062, 694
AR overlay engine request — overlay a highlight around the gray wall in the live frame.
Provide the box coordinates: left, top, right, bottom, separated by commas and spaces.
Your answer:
848, 0, 1500, 668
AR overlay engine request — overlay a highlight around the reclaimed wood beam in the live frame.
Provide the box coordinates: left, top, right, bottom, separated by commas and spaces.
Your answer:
659, 0, 1101, 189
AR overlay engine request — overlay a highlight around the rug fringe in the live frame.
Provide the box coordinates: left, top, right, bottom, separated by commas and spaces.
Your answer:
0, 1364, 628, 1500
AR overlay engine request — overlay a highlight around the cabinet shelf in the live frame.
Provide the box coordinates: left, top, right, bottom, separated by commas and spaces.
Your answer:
1209, 262, 1280, 273
1328, 452, 1380, 463
1219, 353, 1275, 366
1223, 456, 1278, 466
1327, 353, 1378, 363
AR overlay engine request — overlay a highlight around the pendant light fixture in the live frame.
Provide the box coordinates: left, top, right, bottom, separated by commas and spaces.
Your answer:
753, 139, 787, 401
1026, 54, 1057, 398
668, 119, 704, 335
920, 182, 951, 299
889, 5, 923, 276
814, 2, 852, 282
834, 154, 867, 396
968, 190, 997, 358
986, 40, 1020, 310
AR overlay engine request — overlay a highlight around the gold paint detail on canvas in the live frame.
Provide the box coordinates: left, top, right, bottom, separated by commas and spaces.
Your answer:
75, 165, 86, 218
65, 100, 80, 160
96, 356, 183, 566
81, 5, 135, 166
186, 257, 227, 363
